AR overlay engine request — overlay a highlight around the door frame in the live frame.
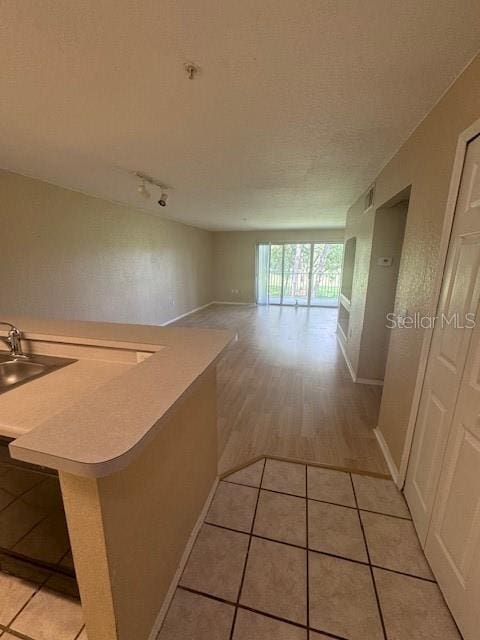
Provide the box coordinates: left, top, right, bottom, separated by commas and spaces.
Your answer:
399, 116, 480, 487
255, 241, 344, 307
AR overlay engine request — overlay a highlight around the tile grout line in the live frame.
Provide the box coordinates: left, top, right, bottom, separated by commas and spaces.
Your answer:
349, 473, 389, 640
0, 476, 49, 516
2, 511, 53, 559
73, 625, 86, 640
3, 571, 50, 634
223, 479, 413, 520
203, 521, 437, 584
0, 625, 38, 640
2, 547, 80, 639
228, 457, 266, 640
178, 585, 349, 640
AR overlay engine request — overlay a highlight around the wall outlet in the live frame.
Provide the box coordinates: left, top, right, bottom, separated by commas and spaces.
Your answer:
169, 298, 175, 306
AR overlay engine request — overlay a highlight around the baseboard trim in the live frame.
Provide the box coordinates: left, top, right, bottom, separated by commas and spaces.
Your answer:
148, 477, 219, 640
357, 377, 384, 386
336, 335, 384, 386
161, 302, 213, 326
374, 428, 400, 486
211, 301, 256, 306
336, 333, 357, 382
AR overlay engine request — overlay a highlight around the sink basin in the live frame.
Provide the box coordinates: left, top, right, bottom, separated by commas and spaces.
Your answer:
0, 353, 77, 395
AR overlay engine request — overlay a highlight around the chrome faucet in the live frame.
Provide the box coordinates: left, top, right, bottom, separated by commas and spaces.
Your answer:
0, 322, 25, 358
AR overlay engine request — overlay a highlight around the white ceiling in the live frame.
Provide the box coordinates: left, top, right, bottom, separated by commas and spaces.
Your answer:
1, 1, 479, 231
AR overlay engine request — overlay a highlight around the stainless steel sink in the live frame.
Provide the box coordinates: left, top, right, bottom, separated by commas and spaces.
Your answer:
0, 353, 77, 395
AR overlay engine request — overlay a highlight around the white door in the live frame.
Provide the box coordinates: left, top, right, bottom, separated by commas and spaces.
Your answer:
405, 133, 480, 544
425, 310, 480, 640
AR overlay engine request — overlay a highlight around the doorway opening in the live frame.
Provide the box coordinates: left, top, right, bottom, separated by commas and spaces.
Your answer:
256, 242, 344, 307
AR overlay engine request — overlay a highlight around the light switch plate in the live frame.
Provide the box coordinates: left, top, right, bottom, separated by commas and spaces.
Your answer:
377, 257, 393, 266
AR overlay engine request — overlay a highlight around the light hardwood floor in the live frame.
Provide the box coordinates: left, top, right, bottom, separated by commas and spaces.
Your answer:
175, 304, 388, 476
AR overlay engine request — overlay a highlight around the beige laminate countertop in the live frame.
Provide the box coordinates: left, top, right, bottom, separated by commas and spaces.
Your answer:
2, 315, 234, 478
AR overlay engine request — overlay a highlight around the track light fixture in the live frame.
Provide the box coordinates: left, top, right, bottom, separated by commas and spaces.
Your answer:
137, 179, 151, 199
135, 172, 170, 207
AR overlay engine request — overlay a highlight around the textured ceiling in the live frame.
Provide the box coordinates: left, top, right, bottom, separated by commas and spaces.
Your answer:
1, 1, 479, 230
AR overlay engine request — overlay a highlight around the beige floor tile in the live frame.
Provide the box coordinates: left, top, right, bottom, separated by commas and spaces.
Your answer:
352, 474, 410, 518
0, 571, 37, 626
309, 634, 333, 639
261, 460, 306, 497
206, 481, 258, 533
159, 589, 234, 640
254, 490, 306, 547
240, 537, 307, 625
180, 524, 249, 601
233, 608, 307, 639
307, 466, 356, 507
11, 586, 84, 640
361, 511, 433, 579
308, 500, 367, 562
225, 460, 265, 487
309, 552, 383, 640
374, 568, 461, 640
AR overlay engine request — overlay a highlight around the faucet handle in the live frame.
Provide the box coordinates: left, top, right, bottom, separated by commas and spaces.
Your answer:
0, 322, 24, 357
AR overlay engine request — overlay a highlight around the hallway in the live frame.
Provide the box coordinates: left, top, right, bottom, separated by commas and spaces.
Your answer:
159, 458, 459, 640
175, 305, 387, 475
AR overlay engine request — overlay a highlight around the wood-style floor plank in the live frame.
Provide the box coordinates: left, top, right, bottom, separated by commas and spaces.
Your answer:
175, 304, 388, 476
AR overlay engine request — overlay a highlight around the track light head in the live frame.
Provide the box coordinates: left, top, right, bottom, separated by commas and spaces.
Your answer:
158, 192, 169, 207
137, 180, 151, 199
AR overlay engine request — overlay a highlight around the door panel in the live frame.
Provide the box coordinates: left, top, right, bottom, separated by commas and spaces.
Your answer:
405, 135, 480, 545
409, 391, 447, 513
425, 321, 480, 640
282, 243, 312, 305
406, 134, 480, 640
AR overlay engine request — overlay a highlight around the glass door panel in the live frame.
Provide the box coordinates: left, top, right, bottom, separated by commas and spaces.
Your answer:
268, 244, 283, 304
256, 242, 343, 307
256, 244, 270, 304
282, 243, 312, 305
310, 243, 343, 307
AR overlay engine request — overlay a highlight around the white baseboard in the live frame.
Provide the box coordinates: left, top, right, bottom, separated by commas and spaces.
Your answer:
336, 335, 384, 386
148, 477, 219, 640
161, 302, 213, 326
336, 333, 357, 382
374, 428, 400, 486
211, 301, 255, 306
356, 377, 384, 386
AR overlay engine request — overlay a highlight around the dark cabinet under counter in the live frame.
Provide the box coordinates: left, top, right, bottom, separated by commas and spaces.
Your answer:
0, 437, 78, 596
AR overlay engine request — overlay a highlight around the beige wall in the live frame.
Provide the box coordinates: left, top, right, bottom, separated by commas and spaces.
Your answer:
343, 54, 480, 470
213, 228, 345, 303
1, 170, 213, 325
357, 201, 408, 381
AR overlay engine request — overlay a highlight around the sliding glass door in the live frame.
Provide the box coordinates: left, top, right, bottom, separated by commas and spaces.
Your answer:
256, 242, 343, 307
310, 243, 344, 306
282, 243, 311, 305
